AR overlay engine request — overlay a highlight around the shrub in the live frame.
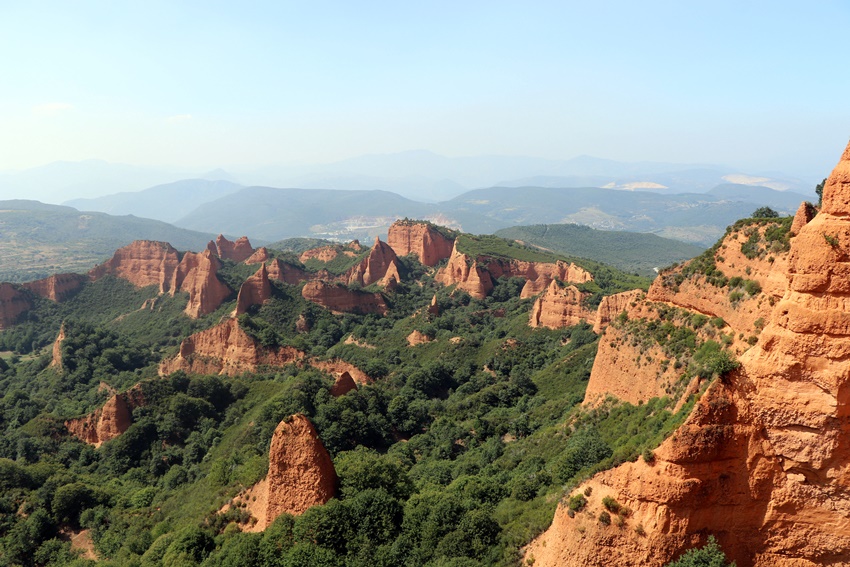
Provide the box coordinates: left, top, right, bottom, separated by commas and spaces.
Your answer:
598, 511, 611, 525
602, 496, 621, 514
664, 535, 735, 567
568, 494, 587, 513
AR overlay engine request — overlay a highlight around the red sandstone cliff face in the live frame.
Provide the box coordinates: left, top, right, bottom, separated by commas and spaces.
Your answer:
346, 237, 401, 288
435, 241, 593, 300
593, 289, 644, 333
529, 281, 596, 329
527, 141, 850, 567
238, 414, 337, 531
159, 318, 304, 376
51, 324, 66, 369
435, 243, 494, 299
64, 387, 145, 447
0, 283, 32, 330
387, 220, 455, 266
89, 241, 232, 318
176, 250, 232, 318
267, 258, 313, 285
22, 273, 86, 302
330, 371, 357, 397
301, 281, 388, 315
234, 264, 272, 315
299, 246, 341, 264
244, 247, 270, 264
215, 235, 254, 263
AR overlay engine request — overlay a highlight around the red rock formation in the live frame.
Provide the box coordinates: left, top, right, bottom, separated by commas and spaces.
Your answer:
267, 258, 313, 285
790, 201, 817, 236
239, 414, 337, 531
527, 141, 850, 567
427, 294, 440, 316
330, 371, 357, 397
174, 250, 232, 318
346, 237, 400, 287
89, 241, 231, 318
244, 247, 270, 264
0, 283, 32, 329
51, 324, 66, 369
159, 318, 304, 376
301, 281, 388, 315
215, 235, 254, 263
435, 240, 592, 300
234, 264, 272, 315
88, 240, 181, 293
593, 289, 644, 333
387, 220, 455, 266
529, 281, 596, 329
407, 329, 433, 346
299, 246, 341, 264
64, 387, 144, 447
22, 273, 86, 302
311, 359, 372, 386
435, 243, 494, 299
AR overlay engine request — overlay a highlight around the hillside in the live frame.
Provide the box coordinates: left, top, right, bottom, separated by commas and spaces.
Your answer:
0, 220, 675, 566
0, 200, 216, 282
495, 224, 705, 276
63, 179, 243, 224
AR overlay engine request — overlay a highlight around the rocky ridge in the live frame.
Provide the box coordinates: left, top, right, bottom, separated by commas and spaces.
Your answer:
526, 141, 850, 567
387, 220, 455, 266
64, 386, 145, 447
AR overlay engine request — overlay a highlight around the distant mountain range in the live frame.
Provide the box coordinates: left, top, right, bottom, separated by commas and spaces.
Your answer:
0, 150, 818, 205
56, 177, 813, 247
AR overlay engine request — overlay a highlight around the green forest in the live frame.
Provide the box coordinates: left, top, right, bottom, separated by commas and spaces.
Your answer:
0, 229, 729, 566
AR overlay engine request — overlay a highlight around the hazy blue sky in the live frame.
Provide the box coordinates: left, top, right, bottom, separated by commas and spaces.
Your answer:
2, 0, 848, 178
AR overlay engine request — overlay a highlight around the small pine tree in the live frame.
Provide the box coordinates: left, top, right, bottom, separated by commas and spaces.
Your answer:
665, 536, 736, 567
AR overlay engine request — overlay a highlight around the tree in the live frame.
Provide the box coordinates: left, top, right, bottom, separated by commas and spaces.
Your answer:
750, 207, 779, 218
665, 536, 736, 567
816, 178, 827, 206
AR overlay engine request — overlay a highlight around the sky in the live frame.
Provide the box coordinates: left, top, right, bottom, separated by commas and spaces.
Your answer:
1, 0, 849, 179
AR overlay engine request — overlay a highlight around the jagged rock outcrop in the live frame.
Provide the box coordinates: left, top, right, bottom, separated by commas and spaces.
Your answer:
387, 220, 455, 266
234, 264, 272, 315
427, 294, 440, 316
407, 329, 433, 346
527, 141, 850, 567
346, 237, 401, 287
159, 318, 305, 376
299, 246, 341, 264
301, 281, 388, 315
311, 359, 372, 386
436, 241, 593, 300
529, 281, 596, 329
51, 324, 66, 369
238, 414, 337, 531
215, 235, 254, 263
89, 241, 231, 318
267, 258, 313, 285
330, 371, 357, 397
0, 283, 32, 329
244, 247, 270, 264
88, 240, 181, 292
176, 250, 232, 318
22, 273, 86, 302
64, 387, 145, 447
593, 289, 644, 333
435, 243, 494, 299
790, 201, 817, 236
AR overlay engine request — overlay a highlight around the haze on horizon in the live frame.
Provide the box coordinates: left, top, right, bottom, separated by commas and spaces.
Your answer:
2, 1, 849, 186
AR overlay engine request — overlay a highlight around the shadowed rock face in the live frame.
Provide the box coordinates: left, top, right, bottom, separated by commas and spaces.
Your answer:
0, 283, 32, 329
64, 386, 145, 447
527, 141, 850, 567
301, 280, 388, 315
88, 241, 231, 318
22, 273, 87, 302
387, 220, 454, 267
346, 237, 401, 288
234, 264, 272, 315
